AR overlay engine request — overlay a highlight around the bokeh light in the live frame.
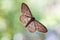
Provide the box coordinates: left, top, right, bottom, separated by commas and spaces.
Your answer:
45, 30, 59, 40
13, 33, 23, 40
1, 0, 13, 10
1, 33, 11, 40
0, 17, 7, 32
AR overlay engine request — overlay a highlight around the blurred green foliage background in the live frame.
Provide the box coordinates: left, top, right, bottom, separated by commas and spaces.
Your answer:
0, 0, 60, 40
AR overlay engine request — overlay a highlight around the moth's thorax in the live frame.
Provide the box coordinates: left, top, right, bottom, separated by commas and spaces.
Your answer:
31, 17, 35, 21
25, 17, 35, 27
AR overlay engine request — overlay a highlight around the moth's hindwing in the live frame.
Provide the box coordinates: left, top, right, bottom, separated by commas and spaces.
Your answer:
20, 15, 31, 26
26, 20, 36, 33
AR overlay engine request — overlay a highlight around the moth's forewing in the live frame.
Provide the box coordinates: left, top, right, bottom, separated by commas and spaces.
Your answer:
20, 15, 31, 26
34, 20, 48, 33
21, 3, 32, 17
20, 3, 33, 26
26, 21, 36, 33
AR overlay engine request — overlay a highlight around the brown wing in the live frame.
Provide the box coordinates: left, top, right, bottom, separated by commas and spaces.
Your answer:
20, 3, 33, 26
26, 20, 36, 33
26, 20, 48, 33
34, 20, 48, 33
21, 3, 32, 17
20, 15, 31, 26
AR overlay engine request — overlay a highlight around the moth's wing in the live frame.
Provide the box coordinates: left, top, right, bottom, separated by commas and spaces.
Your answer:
21, 3, 32, 17
26, 20, 47, 33
34, 20, 48, 33
26, 21, 36, 33
20, 15, 31, 26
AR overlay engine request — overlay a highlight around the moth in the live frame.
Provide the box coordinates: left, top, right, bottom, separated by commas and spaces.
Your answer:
20, 3, 48, 33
